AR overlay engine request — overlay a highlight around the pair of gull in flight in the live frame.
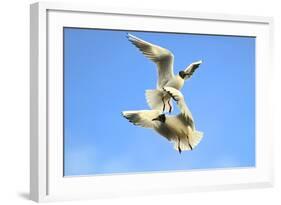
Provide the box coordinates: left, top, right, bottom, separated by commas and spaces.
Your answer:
122, 33, 203, 154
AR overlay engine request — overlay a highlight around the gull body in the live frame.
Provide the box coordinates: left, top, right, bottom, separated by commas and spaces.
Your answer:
122, 87, 203, 153
122, 109, 175, 141
127, 33, 202, 113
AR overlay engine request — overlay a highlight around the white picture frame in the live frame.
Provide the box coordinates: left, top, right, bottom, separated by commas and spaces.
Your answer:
30, 2, 274, 202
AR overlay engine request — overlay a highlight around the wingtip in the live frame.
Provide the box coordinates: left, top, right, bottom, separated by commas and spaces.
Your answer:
126, 33, 142, 43
122, 111, 133, 119
163, 86, 182, 100
126, 33, 135, 40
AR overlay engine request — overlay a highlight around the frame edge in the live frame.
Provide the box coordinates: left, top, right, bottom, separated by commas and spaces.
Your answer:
30, 1, 275, 202
39, 1, 272, 24
30, 2, 39, 202
30, 2, 48, 202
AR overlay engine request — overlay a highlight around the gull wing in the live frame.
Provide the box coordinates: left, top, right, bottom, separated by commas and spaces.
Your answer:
122, 110, 161, 128
184, 60, 202, 79
163, 87, 194, 122
127, 33, 174, 88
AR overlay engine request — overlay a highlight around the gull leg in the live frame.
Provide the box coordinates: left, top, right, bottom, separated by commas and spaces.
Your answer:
178, 137, 182, 154
167, 100, 172, 113
187, 136, 193, 150
162, 97, 165, 112
188, 142, 193, 150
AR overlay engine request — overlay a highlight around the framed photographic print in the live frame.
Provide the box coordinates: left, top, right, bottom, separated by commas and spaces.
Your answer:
30, 2, 274, 202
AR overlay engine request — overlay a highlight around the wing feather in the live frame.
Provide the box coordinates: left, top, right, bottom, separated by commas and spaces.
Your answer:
163, 87, 194, 122
122, 110, 161, 128
184, 60, 202, 79
127, 33, 174, 88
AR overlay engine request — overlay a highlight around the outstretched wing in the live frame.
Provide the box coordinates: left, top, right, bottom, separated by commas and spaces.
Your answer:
122, 110, 161, 128
127, 33, 174, 88
184, 60, 202, 79
163, 87, 194, 122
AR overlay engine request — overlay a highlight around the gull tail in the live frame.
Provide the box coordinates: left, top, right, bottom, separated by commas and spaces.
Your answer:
173, 131, 203, 152
145, 89, 173, 113
190, 130, 203, 149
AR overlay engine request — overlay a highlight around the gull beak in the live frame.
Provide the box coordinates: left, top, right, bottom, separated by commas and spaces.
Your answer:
184, 72, 191, 79
152, 116, 160, 121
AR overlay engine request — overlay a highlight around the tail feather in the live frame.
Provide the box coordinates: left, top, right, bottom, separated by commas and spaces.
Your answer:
190, 131, 203, 148
173, 138, 192, 152
145, 89, 172, 112
173, 130, 203, 152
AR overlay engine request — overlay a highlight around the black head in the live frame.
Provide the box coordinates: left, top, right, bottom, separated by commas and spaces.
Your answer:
152, 114, 166, 123
179, 71, 186, 79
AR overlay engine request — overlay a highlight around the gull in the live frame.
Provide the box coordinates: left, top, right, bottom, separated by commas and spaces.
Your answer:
122, 86, 203, 153
127, 33, 202, 113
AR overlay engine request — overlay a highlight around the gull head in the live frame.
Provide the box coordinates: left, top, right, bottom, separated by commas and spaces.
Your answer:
179, 71, 189, 79
152, 114, 166, 123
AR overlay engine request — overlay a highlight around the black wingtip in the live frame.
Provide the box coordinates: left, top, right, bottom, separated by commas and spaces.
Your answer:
126, 32, 130, 38
121, 112, 128, 119
163, 88, 177, 102
127, 32, 134, 39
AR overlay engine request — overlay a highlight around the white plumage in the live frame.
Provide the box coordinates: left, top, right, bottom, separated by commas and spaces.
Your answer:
122, 87, 203, 153
162, 86, 203, 152
127, 33, 202, 113
122, 110, 175, 142
162, 86, 193, 122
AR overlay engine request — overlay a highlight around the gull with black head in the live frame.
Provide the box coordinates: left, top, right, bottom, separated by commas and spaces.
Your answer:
127, 33, 202, 113
122, 86, 203, 153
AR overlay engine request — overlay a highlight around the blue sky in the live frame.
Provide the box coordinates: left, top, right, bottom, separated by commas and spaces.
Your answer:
63, 28, 255, 176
